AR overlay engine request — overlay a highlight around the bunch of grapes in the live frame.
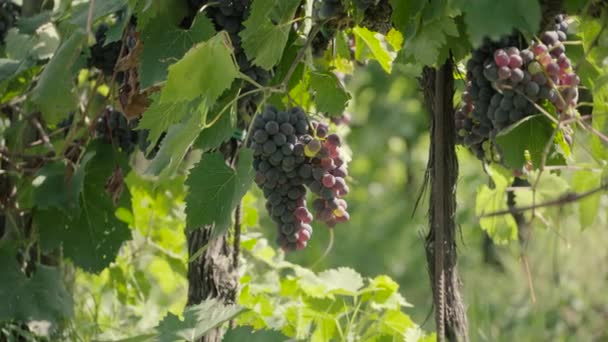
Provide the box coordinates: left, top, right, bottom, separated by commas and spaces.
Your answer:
0, 1, 19, 43
456, 15, 578, 161
358, 0, 392, 34
88, 23, 123, 76
187, 0, 271, 115
303, 124, 350, 227
95, 107, 149, 154
251, 106, 350, 251
312, 0, 350, 56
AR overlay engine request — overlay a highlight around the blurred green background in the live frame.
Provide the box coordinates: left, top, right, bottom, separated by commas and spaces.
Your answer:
71, 61, 608, 341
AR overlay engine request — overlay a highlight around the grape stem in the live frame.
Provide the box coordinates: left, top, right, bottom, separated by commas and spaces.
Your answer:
480, 182, 608, 218
310, 228, 334, 269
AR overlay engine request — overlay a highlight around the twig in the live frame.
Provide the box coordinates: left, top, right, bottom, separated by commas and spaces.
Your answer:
281, 23, 323, 88
30, 116, 54, 152
85, 0, 96, 37
480, 183, 608, 218
232, 202, 242, 270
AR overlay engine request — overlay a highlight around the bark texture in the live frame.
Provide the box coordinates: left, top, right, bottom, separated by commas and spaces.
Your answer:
421, 60, 469, 342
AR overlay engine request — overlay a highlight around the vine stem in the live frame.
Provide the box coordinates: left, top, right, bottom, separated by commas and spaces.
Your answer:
480, 182, 608, 217
281, 23, 323, 88
310, 228, 334, 269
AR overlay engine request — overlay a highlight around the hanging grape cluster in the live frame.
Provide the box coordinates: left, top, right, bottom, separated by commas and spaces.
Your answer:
312, 0, 349, 56
358, 0, 392, 34
456, 15, 578, 161
187, 0, 270, 115
251, 106, 350, 251
88, 23, 123, 76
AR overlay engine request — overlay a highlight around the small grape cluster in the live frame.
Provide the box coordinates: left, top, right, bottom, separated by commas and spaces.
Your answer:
95, 107, 149, 154
0, 1, 19, 43
358, 0, 392, 34
88, 24, 122, 76
251, 106, 350, 251
302, 124, 350, 227
187, 0, 271, 115
456, 15, 578, 161
312, 0, 350, 56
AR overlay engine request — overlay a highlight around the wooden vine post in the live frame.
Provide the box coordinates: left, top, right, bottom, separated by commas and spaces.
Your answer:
422, 59, 469, 341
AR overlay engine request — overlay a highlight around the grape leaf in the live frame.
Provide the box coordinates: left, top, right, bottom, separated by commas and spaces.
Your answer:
139, 12, 215, 89
309, 71, 351, 117
296, 267, 364, 298
31, 162, 69, 210
0, 246, 73, 324
68, 0, 127, 28
572, 170, 602, 229
475, 164, 517, 244
30, 30, 86, 125
193, 85, 238, 152
35, 143, 131, 273
353, 26, 393, 73
396, 15, 458, 66
157, 299, 243, 342
223, 327, 287, 342
240, 0, 301, 70
389, 0, 426, 40
133, 0, 189, 30
185, 149, 254, 234
144, 109, 206, 179
160, 32, 239, 105
454, 0, 540, 47
137, 95, 199, 153
495, 115, 566, 170
591, 86, 608, 160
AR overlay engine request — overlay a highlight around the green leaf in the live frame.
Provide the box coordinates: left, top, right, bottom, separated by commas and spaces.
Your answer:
224, 326, 287, 342
309, 71, 351, 117
495, 115, 565, 170
144, 109, 205, 178
353, 26, 393, 73
139, 12, 215, 89
396, 15, 458, 66
137, 95, 198, 153
68, 0, 128, 28
160, 32, 239, 105
297, 267, 364, 298
133, 0, 189, 30
31, 162, 69, 210
193, 86, 239, 151
389, 0, 426, 40
157, 299, 244, 342
591, 85, 608, 160
35, 143, 131, 273
240, 0, 301, 70
455, 0, 540, 46
185, 149, 255, 234
0, 246, 73, 324
475, 164, 517, 244
30, 30, 86, 125
572, 170, 602, 229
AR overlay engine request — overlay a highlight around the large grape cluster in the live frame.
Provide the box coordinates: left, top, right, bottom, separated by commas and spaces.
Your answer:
251, 106, 350, 251
456, 15, 578, 161
187, 0, 271, 115
0, 1, 19, 43
88, 24, 123, 76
